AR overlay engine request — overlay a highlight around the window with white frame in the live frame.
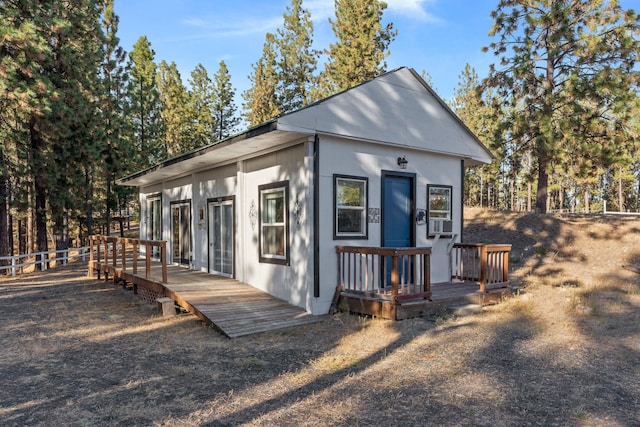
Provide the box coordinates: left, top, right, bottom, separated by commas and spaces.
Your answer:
334, 175, 368, 239
427, 185, 452, 236
259, 181, 289, 264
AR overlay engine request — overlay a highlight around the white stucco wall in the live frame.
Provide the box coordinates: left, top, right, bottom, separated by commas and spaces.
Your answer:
239, 141, 313, 311
313, 135, 463, 314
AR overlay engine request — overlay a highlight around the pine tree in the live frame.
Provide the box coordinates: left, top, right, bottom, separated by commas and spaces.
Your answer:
483, 0, 640, 213
46, 0, 104, 251
319, 0, 396, 95
275, 0, 318, 112
128, 36, 164, 166
1, 0, 106, 254
451, 64, 502, 208
188, 63, 216, 147
0, 0, 55, 256
211, 61, 241, 141
243, 33, 281, 127
157, 60, 191, 156
98, 0, 133, 238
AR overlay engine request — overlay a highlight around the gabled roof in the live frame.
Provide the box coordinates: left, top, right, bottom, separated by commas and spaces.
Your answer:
118, 67, 493, 187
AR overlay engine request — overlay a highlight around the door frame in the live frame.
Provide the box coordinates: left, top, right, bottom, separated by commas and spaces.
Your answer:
170, 199, 191, 267
381, 170, 416, 248
207, 196, 235, 278
147, 193, 162, 258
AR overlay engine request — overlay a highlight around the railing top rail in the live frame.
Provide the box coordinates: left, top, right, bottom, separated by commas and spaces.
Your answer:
336, 246, 432, 256
453, 243, 512, 252
89, 235, 166, 246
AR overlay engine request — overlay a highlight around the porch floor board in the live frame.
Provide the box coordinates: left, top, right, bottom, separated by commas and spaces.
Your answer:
92, 260, 323, 338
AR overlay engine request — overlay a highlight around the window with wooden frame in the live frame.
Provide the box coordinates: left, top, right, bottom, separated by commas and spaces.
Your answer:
334, 175, 368, 239
259, 181, 289, 265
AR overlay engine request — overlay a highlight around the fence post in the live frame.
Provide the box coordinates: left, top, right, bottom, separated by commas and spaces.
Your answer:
11, 256, 16, 277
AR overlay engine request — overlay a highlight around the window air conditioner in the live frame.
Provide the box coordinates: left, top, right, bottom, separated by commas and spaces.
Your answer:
429, 219, 453, 235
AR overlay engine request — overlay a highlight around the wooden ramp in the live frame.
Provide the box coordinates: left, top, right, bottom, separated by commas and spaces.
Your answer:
92, 260, 323, 338
160, 267, 323, 338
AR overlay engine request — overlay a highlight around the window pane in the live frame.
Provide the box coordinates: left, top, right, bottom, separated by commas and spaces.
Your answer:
337, 208, 363, 233
429, 188, 450, 212
259, 182, 288, 262
262, 225, 285, 256
263, 190, 284, 223
337, 179, 364, 207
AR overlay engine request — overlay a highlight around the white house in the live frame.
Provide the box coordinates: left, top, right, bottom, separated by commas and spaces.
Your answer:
117, 67, 493, 316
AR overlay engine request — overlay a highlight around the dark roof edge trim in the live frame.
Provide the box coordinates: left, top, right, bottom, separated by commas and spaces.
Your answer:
116, 120, 278, 185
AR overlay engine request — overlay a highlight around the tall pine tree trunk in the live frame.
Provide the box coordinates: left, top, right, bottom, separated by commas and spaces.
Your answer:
85, 165, 93, 241
30, 118, 49, 261
106, 177, 112, 237
0, 167, 9, 269
536, 158, 549, 213
584, 186, 590, 214
618, 167, 624, 212
18, 219, 26, 255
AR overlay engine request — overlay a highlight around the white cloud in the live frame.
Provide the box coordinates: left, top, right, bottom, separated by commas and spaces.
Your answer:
184, 15, 283, 38
385, 0, 443, 23
305, 0, 335, 21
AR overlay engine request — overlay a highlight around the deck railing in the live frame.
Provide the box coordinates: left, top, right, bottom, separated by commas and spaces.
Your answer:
88, 235, 168, 283
336, 246, 431, 301
451, 243, 512, 292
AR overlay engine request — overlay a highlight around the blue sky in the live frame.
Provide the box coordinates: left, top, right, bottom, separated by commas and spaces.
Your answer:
114, 0, 499, 103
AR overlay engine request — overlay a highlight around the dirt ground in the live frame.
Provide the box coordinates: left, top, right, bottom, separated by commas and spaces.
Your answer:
1, 208, 639, 426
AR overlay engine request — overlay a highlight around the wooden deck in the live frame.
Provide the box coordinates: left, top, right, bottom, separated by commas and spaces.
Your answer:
339, 281, 512, 320
91, 260, 323, 338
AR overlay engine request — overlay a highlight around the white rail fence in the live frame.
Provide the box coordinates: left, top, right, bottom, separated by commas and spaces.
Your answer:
603, 201, 640, 216
0, 247, 94, 277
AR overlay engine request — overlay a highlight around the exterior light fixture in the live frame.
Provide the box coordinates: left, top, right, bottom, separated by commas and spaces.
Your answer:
397, 156, 408, 169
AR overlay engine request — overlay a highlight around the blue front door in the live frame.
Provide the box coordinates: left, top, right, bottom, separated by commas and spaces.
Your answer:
383, 174, 413, 248
382, 173, 415, 286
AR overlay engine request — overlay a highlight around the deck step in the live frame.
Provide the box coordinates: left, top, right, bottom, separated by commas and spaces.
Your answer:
447, 303, 483, 317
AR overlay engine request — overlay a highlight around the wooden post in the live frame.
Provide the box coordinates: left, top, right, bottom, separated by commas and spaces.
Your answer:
423, 252, 431, 296
145, 242, 151, 279
132, 240, 138, 275
160, 241, 167, 283
111, 237, 117, 268
88, 236, 95, 278
121, 238, 127, 271
336, 250, 343, 289
103, 238, 109, 281
479, 244, 487, 293
391, 254, 399, 296
96, 237, 102, 279
502, 250, 509, 283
